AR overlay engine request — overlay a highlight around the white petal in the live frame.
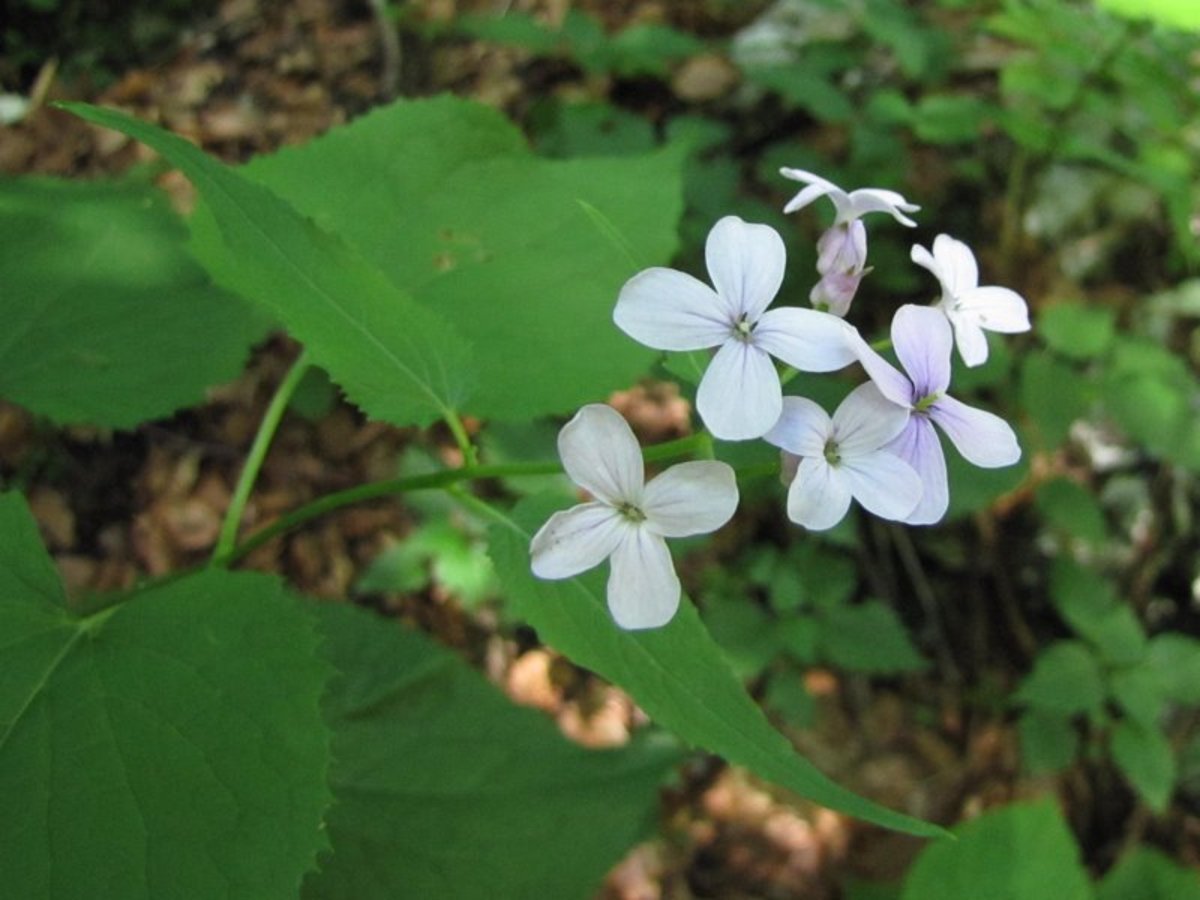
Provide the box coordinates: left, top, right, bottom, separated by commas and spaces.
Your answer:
844, 188, 920, 226
930, 395, 1021, 467
910, 242, 942, 285
850, 332, 915, 408
705, 216, 786, 323
832, 382, 911, 457
696, 340, 781, 441
780, 167, 843, 215
530, 502, 627, 579
754, 307, 859, 372
887, 416, 948, 525
643, 461, 739, 538
558, 404, 644, 505
958, 286, 1031, 333
891, 304, 953, 396
786, 456, 852, 531
945, 309, 990, 367
932, 234, 979, 295
839, 450, 923, 522
614, 267, 733, 351
763, 396, 830, 457
607, 528, 680, 630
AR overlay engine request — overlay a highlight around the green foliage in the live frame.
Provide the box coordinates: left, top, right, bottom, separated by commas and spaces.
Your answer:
0, 492, 333, 900
0, 175, 262, 427
1111, 720, 1176, 813
488, 494, 944, 838
1039, 303, 1116, 360
304, 603, 678, 900
1097, 847, 1200, 899
356, 518, 497, 608
1015, 640, 1107, 717
1098, 0, 1200, 31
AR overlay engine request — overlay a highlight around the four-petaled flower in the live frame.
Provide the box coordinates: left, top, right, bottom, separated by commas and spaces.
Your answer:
853, 304, 1022, 524
530, 404, 739, 630
912, 234, 1031, 367
780, 167, 921, 226
614, 215, 857, 441
763, 383, 923, 530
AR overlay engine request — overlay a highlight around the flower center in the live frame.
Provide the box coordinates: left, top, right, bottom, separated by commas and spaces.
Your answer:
616, 501, 647, 524
823, 439, 841, 466
914, 392, 940, 412
732, 316, 754, 342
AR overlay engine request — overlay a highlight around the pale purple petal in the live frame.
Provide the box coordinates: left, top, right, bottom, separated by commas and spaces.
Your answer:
643, 461, 739, 538
558, 404, 644, 505
839, 450, 923, 522
891, 304, 953, 397
929, 394, 1021, 467
809, 271, 864, 318
780, 168, 843, 215
530, 502, 628, 579
944, 310, 991, 367
763, 396, 830, 458
614, 267, 733, 351
696, 340, 781, 441
816, 221, 867, 275
958, 286, 1031, 333
786, 456, 852, 530
932, 234, 979, 295
844, 188, 920, 227
754, 307, 858, 372
607, 527, 680, 630
705, 216, 786, 322
886, 416, 949, 525
850, 334, 915, 408
832, 382, 911, 457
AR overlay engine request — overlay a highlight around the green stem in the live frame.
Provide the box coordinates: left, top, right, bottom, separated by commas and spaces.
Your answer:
443, 408, 479, 467
211, 349, 312, 566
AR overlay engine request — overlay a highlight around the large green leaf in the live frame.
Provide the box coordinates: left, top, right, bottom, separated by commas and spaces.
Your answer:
187, 96, 679, 420
0, 176, 262, 428
62, 102, 473, 428
0, 493, 332, 900
1097, 846, 1200, 900
901, 799, 1092, 900
303, 602, 678, 900
487, 495, 945, 838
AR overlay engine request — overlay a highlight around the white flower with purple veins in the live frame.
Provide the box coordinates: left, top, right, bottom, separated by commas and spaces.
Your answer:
763, 383, 923, 531
854, 304, 1022, 525
614, 215, 857, 441
530, 404, 739, 630
912, 234, 1031, 367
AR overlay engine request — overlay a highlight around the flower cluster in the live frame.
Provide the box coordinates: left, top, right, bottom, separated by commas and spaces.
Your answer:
531, 171, 1031, 630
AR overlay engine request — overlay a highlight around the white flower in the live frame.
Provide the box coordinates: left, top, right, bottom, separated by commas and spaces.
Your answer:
530, 404, 739, 630
779, 168, 920, 226
614, 216, 858, 441
911, 234, 1031, 367
763, 384, 923, 530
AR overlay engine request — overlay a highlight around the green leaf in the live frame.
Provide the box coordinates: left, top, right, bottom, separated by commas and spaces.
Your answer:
910, 94, 992, 145
186, 96, 682, 421
818, 601, 926, 674
0, 175, 261, 428
901, 798, 1092, 900
0, 493, 332, 900
1035, 478, 1108, 545
1049, 560, 1145, 666
1019, 355, 1094, 448
1018, 710, 1080, 775
487, 495, 945, 838
1040, 302, 1116, 359
1015, 640, 1106, 716
304, 603, 678, 900
1145, 634, 1200, 705
1098, 0, 1200, 31
1098, 846, 1200, 900
1110, 665, 1168, 731
1111, 720, 1176, 812
62, 102, 473, 429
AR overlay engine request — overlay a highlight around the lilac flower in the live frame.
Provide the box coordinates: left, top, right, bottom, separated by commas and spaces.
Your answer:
763, 383, 922, 530
853, 304, 1021, 525
911, 234, 1031, 367
614, 215, 858, 441
530, 405, 739, 630
780, 168, 919, 317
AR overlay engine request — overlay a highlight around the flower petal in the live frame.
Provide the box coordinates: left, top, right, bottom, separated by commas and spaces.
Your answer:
944, 310, 991, 367
839, 450, 923, 522
780, 167, 843, 215
910, 242, 942, 288
705, 216, 786, 323
607, 527, 681, 630
891, 304, 953, 397
832, 382, 911, 457
643, 461, 739, 538
754, 307, 859, 372
785, 456, 852, 531
558, 404, 644, 504
886, 416, 948, 525
763, 396, 830, 458
929, 394, 1021, 467
932, 234, 978, 296
614, 267, 733, 351
844, 188, 920, 227
530, 502, 627, 579
696, 340, 781, 441
958, 286, 1031, 333
850, 334, 915, 409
